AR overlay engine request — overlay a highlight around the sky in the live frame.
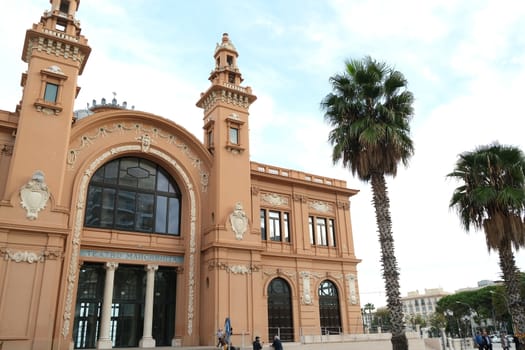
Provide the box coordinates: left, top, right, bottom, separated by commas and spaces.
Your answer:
1, 0, 524, 310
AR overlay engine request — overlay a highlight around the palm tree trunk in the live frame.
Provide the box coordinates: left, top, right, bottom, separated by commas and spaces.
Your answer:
498, 241, 525, 350
370, 173, 408, 350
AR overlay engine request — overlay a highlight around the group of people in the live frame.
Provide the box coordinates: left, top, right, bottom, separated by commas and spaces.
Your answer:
253, 335, 283, 350
475, 329, 511, 350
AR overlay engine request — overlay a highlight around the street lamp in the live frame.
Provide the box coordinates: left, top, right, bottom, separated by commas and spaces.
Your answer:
455, 301, 477, 339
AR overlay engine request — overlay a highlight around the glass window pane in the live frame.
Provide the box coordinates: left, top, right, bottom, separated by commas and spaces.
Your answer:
260, 209, 267, 240
283, 212, 290, 242
92, 167, 104, 183
118, 158, 139, 188
156, 196, 168, 233
308, 216, 315, 245
100, 188, 115, 228
85, 186, 102, 226
269, 211, 281, 241
157, 169, 169, 192
329, 219, 336, 247
137, 159, 156, 190
167, 197, 180, 235
135, 193, 154, 232
44, 83, 58, 103
316, 218, 328, 246
104, 161, 118, 184
229, 127, 239, 144
115, 190, 135, 230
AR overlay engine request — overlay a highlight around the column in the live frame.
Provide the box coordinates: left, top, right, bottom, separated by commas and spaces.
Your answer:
139, 264, 158, 348
97, 262, 118, 349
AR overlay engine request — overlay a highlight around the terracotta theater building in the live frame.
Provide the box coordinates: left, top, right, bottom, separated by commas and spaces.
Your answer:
0, 1, 363, 349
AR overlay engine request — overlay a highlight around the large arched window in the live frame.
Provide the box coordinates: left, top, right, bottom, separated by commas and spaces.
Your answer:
85, 157, 181, 235
318, 280, 341, 334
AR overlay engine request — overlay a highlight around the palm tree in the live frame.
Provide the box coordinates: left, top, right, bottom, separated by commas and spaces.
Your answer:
447, 143, 525, 349
321, 56, 415, 350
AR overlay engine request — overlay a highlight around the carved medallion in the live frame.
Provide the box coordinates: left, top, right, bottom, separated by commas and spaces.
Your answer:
20, 171, 50, 220
229, 202, 248, 240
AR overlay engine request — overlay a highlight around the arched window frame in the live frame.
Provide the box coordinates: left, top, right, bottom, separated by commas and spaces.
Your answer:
84, 156, 182, 235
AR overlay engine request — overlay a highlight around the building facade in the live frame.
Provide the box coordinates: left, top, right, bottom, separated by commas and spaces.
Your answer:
0, 1, 363, 349
401, 288, 451, 322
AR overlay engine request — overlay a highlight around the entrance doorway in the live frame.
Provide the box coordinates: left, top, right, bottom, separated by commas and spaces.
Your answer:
267, 277, 294, 342
73, 262, 176, 348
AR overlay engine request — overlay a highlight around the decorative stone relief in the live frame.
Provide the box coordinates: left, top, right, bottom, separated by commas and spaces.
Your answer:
309, 200, 333, 213
199, 89, 251, 113
20, 170, 50, 220
261, 193, 289, 207
25, 36, 87, 65
67, 122, 209, 192
62, 146, 198, 338
293, 193, 307, 202
137, 134, 153, 152
337, 200, 349, 209
262, 269, 296, 279
251, 186, 259, 195
229, 202, 248, 240
1, 249, 45, 263
346, 273, 358, 305
208, 260, 260, 274
300, 271, 313, 305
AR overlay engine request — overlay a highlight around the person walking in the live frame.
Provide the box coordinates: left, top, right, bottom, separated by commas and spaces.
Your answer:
501, 332, 510, 350
253, 336, 262, 350
481, 330, 492, 350
271, 335, 283, 350
475, 331, 484, 350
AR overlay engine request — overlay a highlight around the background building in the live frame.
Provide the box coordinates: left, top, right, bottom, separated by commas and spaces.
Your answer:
401, 288, 451, 321
0, 1, 363, 349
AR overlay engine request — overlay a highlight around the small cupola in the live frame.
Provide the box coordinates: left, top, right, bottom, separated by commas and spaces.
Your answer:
209, 33, 244, 85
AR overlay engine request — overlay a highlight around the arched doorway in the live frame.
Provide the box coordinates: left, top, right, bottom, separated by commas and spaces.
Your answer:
318, 280, 341, 334
267, 277, 294, 342
73, 157, 181, 348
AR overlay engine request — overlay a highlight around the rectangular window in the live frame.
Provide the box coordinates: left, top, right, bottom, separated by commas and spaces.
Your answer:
44, 83, 59, 103
260, 209, 267, 240
309, 215, 336, 246
328, 219, 336, 247
308, 216, 315, 244
229, 127, 239, 145
261, 209, 291, 243
316, 218, 328, 246
283, 212, 290, 242
269, 211, 281, 241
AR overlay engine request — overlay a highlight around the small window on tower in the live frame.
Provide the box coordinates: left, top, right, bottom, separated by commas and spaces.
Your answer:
227, 55, 234, 66
44, 83, 59, 103
228, 73, 235, 83
225, 115, 244, 152
229, 127, 239, 145
59, 0, 70, 13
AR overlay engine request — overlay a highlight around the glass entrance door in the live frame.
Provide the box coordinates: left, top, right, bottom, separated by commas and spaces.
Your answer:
267, 278, 294, 342
73, 263, 176, 348
73, 263, 105, 348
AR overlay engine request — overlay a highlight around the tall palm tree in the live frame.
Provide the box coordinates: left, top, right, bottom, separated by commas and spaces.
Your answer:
447, 143, 525, 349
321, 56, 415, 350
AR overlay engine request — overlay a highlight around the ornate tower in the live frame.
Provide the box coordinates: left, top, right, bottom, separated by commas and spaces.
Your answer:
4, 0, 90, 202
197, 33, 257, 236
196, 33, 258, 341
